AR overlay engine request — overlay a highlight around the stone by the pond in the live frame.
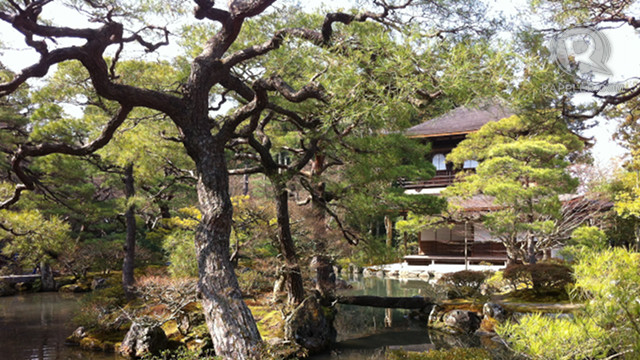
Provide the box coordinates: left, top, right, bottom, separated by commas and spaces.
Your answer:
443, 310, 482, 334
66, 326, 87, 344
59, 283, 90, 293
91, 277, 108, 290
483, 302, 505, 321
118, 322, 168, 358
55, 276, 76, 289
284, 296, 336, 354
15, 282, 31, 292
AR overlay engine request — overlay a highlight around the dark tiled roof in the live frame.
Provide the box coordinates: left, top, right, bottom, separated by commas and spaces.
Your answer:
406, 102, 513, 138
450, 195, 499, 212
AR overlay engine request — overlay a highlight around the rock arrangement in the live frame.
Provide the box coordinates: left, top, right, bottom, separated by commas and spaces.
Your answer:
119, 322, 168, 358
428, 302, 506, 335
284, 295, 336, 354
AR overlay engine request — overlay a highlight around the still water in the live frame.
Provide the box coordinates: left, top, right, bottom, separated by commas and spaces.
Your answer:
312, 275, 439, 360
0, 276, 439, 360
0, 292, 117, 360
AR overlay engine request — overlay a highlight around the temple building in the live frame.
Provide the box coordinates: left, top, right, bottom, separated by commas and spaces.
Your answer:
402, 102, 513, 266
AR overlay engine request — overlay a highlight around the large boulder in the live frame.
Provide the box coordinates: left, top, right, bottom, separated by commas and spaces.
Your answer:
118, 322, 168, 358
443, 310, 482, 334
59, 283, 90, 293
482, 302, 505, 321
66, 326, 87, 345
284, 296, 336, 354
427, 304, 445, 327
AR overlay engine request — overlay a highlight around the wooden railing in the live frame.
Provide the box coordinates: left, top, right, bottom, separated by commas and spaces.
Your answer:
399, 171, 456, 190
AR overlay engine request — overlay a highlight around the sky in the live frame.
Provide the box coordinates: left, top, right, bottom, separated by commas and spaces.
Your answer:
0, 0, 638, 168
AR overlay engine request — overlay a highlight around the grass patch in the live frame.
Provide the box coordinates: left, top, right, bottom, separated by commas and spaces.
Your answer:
250, 305, 284, 340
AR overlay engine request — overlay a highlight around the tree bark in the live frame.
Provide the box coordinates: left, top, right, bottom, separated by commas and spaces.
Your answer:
309, 154, 334, 296
274, 183, 305, 305
193, 149, 261, 359
122, 163, 136, 299
526, 236, 537, 264
384, 215, 393, 247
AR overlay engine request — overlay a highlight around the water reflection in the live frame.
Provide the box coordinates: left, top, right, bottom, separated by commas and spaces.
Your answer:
0, 292, 117, 360
314, 275, 438, 359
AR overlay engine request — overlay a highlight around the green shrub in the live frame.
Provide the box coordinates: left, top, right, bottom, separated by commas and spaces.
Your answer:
499, 313, 608, 360
73, 284, 127, 330
349, 238, 402, 267
438, 270, 490, 299
502, 264, 531, 291
569, 226, 608, 251
163, 230, 198, 278
498, 248, 640, 359
386, 348, 491, 360
529, 263, 573, 292
503, 263, 573, 294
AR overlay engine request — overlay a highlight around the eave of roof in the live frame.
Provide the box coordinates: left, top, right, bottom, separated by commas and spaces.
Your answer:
406, 101, 513, 138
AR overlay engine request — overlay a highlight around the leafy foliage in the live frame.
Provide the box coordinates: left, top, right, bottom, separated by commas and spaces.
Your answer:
499, 247, 640, 359
0, 208, 72, 267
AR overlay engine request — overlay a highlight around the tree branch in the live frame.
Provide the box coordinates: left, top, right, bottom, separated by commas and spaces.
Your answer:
1, 105, 133, 210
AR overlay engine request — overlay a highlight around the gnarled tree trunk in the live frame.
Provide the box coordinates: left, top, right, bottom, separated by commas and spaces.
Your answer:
193, 149, 261, 359
309, 155, 335, 296
274, 183, 305, 305
122, 163, 136, 299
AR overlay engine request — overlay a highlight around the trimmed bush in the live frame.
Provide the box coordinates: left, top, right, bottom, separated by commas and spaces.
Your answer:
503, 263, 573, 294
438, 270, 490, 299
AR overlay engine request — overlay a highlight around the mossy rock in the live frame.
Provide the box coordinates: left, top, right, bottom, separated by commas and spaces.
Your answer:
80, 337, 109, 352
15, 282, 32, 292
88, 329, 129, 344
59, 283, 91, 293
250, 305, 285, 341
261, 340, 307, 360
478, 317, 499, 333
55, 276, 76, 289
162, 320, 183, 341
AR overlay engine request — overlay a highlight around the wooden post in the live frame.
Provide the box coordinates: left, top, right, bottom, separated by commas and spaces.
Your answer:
464, 221, 469, 270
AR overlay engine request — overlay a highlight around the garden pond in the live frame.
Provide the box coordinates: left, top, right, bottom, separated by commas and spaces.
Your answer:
0, 275, 487, 360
